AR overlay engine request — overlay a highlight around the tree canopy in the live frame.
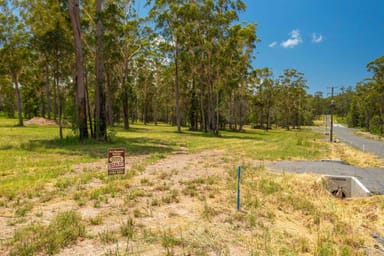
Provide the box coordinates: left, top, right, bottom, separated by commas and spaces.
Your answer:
1, 0, 380, 138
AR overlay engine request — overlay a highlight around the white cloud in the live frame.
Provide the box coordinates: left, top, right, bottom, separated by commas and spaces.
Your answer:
268, 41, 277, 48
312, 33, 323, 43
281, 29, 303, 48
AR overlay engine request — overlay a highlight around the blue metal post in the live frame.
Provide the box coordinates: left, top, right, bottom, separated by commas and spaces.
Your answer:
237, 166, 241, 211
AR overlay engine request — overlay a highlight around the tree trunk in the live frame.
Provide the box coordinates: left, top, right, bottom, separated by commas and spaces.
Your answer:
143, 82, 147, 125
53, 73, 57, 121
239, 96, 244, 132
12, 73, 23, 126
69, 0, 88, 140
94, 0, 107, 140
228, 90, 233, 130
85, 67, 94, 138
215, 90, 219, 135
175, 40, 181, 133
154, 76, 158, 126
54, 57, 60, 123
54, 59, 63, 139
122, 86, 130, 129
40, 86, 45, 118
200, 82, 206, 132
57, 77, 63, 139
208, 81, 214, 132
45, 61, 51, 119
105, 71, 113, 126
122, 61, 130, 130
266, 97, 271, 131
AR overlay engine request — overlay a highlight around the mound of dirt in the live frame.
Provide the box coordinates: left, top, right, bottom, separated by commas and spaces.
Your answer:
25, 117, 58, 126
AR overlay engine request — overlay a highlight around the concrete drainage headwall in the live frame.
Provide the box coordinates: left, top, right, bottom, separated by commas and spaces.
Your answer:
322, 175, 371, 198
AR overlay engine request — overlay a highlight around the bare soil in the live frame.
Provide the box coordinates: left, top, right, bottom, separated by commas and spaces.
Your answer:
25, 117, 58, 126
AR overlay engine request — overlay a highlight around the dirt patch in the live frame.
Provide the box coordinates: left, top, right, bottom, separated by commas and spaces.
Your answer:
1, 148, 382, 255
25, 117, 58, 126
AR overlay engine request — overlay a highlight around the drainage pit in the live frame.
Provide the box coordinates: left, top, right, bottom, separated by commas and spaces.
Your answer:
322, 175, 371, 198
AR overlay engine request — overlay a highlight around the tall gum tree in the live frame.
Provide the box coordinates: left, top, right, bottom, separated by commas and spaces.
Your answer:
94, 0, 107, 140
0, 1, 29, 126
149, 0, 256, 133
68, 0, 88, 139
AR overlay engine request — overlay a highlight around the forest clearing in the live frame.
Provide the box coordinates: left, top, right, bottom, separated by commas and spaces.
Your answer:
1, 1, 384, 255
1, 117, 384, 256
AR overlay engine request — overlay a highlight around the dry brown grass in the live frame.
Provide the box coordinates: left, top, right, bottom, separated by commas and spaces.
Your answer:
2, 119, 384, 255
328, 141, 384, 168
2, 148, 383, 256
354, 130, 384, 142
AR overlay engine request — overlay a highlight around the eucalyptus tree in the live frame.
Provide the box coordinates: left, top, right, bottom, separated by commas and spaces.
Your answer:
312, 91, 324, 118
277, 69, 307, 129
352, 82, 375, 130
367, 56, 384, 135
149, 0, 256, 133
94, 0, 107, 140
250, 67, 275, 130
192, 0, 255, 133
68, 0, 88, 139
17, 0, 71, 122
118, 5, 142, 130
0, 75, 15, 117
91, 1, 143, 130
0, 1, 30, 126
148, 0, 185, 132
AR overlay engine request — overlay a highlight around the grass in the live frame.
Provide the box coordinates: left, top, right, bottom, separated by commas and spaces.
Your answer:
0, 118, 325, 198
1, 117, 383, 255
9, 210, 85, 256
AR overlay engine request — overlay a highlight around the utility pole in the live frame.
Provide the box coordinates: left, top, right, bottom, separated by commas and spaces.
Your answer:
330, 87, 335, 142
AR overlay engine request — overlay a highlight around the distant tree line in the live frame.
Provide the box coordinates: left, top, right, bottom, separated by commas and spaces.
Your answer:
310, 56, 384, 136
0, 0, 328, 140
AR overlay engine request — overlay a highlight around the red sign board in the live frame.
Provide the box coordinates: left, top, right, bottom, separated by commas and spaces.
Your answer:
108, 148, 125, 175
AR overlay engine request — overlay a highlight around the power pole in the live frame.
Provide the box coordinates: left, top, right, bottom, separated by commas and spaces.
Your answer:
330, 86, 335, 142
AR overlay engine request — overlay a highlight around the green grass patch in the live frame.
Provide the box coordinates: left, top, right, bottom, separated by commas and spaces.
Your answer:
0, 117, 326, 199
10, 210, 85, 256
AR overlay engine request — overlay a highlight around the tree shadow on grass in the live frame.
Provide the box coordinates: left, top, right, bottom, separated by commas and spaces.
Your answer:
179, 128, 273, 141
19, 136, 177, 159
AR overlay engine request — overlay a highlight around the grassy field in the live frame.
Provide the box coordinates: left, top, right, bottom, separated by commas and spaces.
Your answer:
0, 117, 383, 255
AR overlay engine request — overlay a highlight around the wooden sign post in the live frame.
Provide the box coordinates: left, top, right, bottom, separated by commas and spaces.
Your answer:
108, 148, 125, 175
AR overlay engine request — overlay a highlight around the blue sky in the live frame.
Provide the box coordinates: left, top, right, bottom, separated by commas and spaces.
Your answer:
240, 0, 384, 94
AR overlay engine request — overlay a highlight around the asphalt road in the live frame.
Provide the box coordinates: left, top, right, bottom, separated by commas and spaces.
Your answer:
332, 124, 384, 158
267, 160, 384, 194
266, 121, 384, 194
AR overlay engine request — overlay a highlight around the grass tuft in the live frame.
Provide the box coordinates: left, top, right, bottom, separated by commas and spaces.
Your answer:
10, 210, 85, 256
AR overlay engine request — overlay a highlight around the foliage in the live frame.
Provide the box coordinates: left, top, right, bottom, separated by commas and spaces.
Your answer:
1, 0, 381, 138
335, 56, 384, 135
0, 75, 15, 117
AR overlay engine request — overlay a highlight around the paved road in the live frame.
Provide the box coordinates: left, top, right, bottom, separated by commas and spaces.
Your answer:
327, 117, 384, 158
266, 121, 384, 194
267, 160, 384, 194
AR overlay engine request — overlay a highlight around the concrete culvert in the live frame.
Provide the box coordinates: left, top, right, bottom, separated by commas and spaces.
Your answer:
332, 187, 346, 199
323, 175, 371, 198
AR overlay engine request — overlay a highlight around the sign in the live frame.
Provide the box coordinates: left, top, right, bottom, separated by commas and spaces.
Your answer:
108, 148, 125, 175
